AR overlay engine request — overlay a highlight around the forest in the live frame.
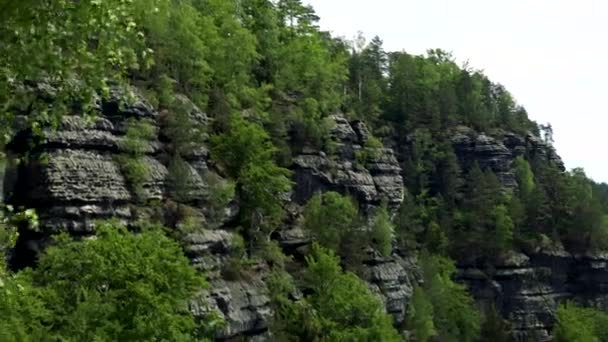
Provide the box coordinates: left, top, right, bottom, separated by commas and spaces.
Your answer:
1, 0, 608, 341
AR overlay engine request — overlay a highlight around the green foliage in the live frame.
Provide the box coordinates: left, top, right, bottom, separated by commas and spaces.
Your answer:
121, 118, 156, 154
419, 254, 482, 342
160, 94, 207, 157
258, 239, 291, 269
211, 114, 292, 242
1, 206, 39, 267
0, 221, 213, 341
371, 206, 394, 257
116, 118, 156, 202
480, 305, 512, 342
302, 192, 360, 257
272, 244, 401, 341
31, 221, 208, 341
0, 0, 159, 143
0, 270, 49, 342
515, 156, 535, 199
204, 172, 237, 221
494, 204, 515, 253
407, 287, 437, 342
211, 115, 276, 178
554, 302, 608, 342
166, 155, 194, 203
347, 35, 388, 123
450, 164, 515, 258
395, 189, 448, 254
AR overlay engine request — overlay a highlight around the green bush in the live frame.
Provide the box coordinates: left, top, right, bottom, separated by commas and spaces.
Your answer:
407, 287, 437, 342
116, 119, 156, 202
0, 221, 215, 341
272, 244, 401, 341
419, 254, 482, 342
211, 114, 292, 241
371, 206, 394, 257
554, 302, 608, 342
166, 155, 194, 203
115, 155, 149, 201
302, 192, 358, 251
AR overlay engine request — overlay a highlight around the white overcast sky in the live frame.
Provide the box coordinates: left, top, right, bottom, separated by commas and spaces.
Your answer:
304, 0, 608, 182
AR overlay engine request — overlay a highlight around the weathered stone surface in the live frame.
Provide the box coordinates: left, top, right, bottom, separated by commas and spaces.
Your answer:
44, 116, 122, 151
451, 128, 517, 188
140, 156, 168, 201
459, 249, 608, 341
293, 114, 404, 214
101, 86, 158, 119
449, 127, 564, 190
182, 229, 234, 275
361, 253, 417, 325
29, 149, 131, 204
192, 278, 272, 341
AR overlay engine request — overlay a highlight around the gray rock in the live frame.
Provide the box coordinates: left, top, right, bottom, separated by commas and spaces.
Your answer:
361, 256, 416, 325
182, 229, 235, 275
29, 149, 131, 204
293, 114, 404, 215
192, 278, 271, 340
102, 85, 158, 119
329, 114, 358, 142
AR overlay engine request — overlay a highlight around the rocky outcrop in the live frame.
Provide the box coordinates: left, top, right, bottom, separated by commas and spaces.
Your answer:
361, 250, 419, 325
450, 126, 564, 189
3, 87, 273, 341
191, 277, 272, 341
293, 115, 404, 214
458, 249, 608, 341
2, 84, 579, 341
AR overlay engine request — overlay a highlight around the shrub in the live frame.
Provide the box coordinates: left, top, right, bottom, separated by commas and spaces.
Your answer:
116, 119, 156, 202
420, 254, 482, 342
302, 192, 358, 252
407, 287, 437, 342
371, 206, 394, 257
21, 221, 212, 341
272, 244, 401, 341
554, 302, 608, 342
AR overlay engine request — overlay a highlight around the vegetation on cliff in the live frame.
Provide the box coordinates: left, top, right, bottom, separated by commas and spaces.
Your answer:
2, 0, 608, 340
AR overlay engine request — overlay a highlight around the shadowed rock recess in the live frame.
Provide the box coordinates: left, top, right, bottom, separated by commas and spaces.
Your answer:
2, 89, 589, 341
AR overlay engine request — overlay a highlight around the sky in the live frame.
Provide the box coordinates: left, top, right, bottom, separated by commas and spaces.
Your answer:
304, 0, 608, 182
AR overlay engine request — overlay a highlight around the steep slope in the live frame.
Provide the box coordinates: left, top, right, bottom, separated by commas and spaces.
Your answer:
3, 1, 608, 341
0, 88, 596, 341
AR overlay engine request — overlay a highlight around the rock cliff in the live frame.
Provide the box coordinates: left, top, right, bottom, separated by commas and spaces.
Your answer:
459, 249, 608, 341
1, 89, 586, 341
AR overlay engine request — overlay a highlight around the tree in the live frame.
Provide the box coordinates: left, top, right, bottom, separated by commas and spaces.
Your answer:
480, 305, 512, 342
0, 270, 49, 342
371, 206, 394, 257
407, 287, 437, 342
29, 221, 210, 341
302, 192, 362, 262
211, 115, 292, 243
0, 0, 160, 144
554, 302, 608, 342
347, 35, 387, 121
494, 204, 514, 253
514, 156, 535, 200
273, 244, 401, 341
420, 254, 482, 342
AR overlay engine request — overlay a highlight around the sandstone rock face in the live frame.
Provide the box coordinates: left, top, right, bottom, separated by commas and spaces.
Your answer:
191, 277, 272, 341
293, 115, 404, 214
450, 127, 564, 189
1, 84, 578, 342
458, 250, 608, 341
361, 252, 419, 325
3, 88, 272, 341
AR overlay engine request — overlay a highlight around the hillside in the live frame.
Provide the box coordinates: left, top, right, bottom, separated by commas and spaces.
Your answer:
2, 1, 608, 341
